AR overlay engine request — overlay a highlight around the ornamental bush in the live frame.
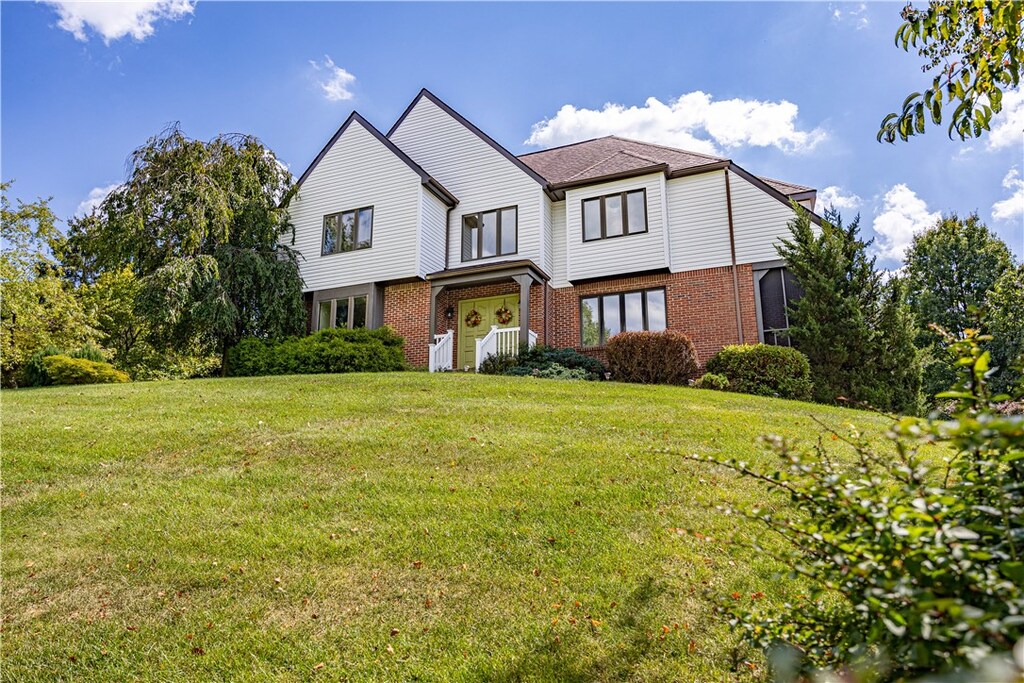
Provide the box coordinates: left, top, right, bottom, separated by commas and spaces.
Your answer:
691, 329, 1024, 680
694, 372, 729, 391
605, 331, 698, 385
478, 345, 606, 381
227, 327, 406, 376
705, 344, 812, 401
42, 355, 130, 385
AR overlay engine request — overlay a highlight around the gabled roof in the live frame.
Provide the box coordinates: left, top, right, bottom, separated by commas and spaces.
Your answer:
387, 89, 553, 193
294, 111, 457, 207
758, 176, 815, 197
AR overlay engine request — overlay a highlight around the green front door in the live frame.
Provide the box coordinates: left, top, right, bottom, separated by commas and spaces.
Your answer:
458, 294, 520, 369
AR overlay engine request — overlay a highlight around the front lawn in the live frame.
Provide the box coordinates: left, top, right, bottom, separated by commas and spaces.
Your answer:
3, 374, 895, 681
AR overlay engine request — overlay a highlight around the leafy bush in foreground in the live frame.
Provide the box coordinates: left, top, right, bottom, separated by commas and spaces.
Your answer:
691, 329, 1024, 681
606, 331, 698, 385
479, 345, 606, 381
693, 372, 729, 391
705, 344, 812, 401
42, 355, 129, 385
227, 327, 406, 376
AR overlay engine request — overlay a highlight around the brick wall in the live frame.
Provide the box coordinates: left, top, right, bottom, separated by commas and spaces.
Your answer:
547, 265, 759, 367
382, 281, 432, 368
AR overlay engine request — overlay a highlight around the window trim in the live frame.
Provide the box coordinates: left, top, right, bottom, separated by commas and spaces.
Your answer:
461, 205, 519, 261
317, 294, 369, 330
321, 205, 374, 256
581, 189, 648, 242
579, 286, 667, 348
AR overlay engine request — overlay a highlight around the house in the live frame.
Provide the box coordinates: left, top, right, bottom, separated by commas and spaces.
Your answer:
288, 89, 817, 371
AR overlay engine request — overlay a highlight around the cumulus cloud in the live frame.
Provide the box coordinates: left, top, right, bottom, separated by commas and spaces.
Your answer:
309, 56, 356, 102
43, 0, 195, 43
872, 184, 940, 261
816, 185, 862, 213
828, 2, 869, 30
75, 183, 120, 217
525, 92, 828, 155
987, 88, 1024, 151
992, 167, 1024, 221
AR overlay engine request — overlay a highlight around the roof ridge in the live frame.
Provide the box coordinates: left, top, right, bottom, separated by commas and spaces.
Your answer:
517, 135, 617, 158
608, 135, 727, 162
616, 149, 663, 165
757, 175, 814, 192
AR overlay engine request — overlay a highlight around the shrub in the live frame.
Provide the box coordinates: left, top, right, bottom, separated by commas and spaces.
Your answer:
705, 344, 812, 401
531, 363, 592, 381
694, 372, 729, 391
227, 326, 406, 376
42, 355, 130, 385
605, 331, 698, 385
690, 329, 1024, 680
69, 342, 106, 363
21, 344, 63, 387
478, 345, 606, 381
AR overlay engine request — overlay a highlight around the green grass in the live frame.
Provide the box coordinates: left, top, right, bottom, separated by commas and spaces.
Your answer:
3, 373, 895, 682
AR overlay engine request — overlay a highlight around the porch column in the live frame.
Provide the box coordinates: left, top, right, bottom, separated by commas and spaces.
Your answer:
513, 274, 532, 347
429, 284, 445, 344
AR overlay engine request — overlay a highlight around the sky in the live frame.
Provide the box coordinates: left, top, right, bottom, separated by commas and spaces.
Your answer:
2, 0, 1022, 268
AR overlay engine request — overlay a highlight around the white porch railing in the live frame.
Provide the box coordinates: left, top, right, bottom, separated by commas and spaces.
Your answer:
474, 326, 538, 371
428, 329, 454, 372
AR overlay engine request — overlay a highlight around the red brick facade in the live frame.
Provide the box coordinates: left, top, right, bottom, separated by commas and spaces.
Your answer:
381, 264, 760, 369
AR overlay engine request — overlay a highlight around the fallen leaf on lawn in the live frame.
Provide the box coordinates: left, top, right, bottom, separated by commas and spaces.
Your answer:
412, 561, 422, 569
731, 592, 742, 599
688, 640, 697, 654
386, 644, 394, 654
390, 628, 400, 637
532, 568, 540, 577
313, 663, 325, 671
192, 647, 205, 656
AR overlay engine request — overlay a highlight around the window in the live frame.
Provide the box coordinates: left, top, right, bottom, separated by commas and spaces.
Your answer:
581, 190, 647, 241
322, 206, 373, 255
317, 295, 368, 330
756, 267, 802, 346
462, 207, 517, 261
580, 288, 667, 346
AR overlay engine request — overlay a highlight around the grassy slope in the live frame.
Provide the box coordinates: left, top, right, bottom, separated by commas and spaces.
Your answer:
4, 374, 896, 682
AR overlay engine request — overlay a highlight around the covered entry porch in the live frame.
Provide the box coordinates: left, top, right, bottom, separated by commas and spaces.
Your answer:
426, 261, 546, 372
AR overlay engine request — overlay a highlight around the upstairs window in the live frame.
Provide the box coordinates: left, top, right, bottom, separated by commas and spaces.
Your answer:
462, 206, 517, 261
580, 288, 667, 347
323, 206, 373, 255
582, 189, 647, 241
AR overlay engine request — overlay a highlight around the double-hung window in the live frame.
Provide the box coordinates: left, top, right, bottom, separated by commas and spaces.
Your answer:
580, 288, 667, 347
462, 206, 517, 261
582, 190, 647, 241
323, 206, 373, 255
317, 295, 368, 330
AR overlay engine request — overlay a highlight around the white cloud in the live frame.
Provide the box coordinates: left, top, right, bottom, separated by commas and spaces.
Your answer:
43, 1, 195, 44
525, 91, 828, 155
75, 183, 120, 217
987, 88, 1024, 150
816, 185, 862, 213
872, 184, 940, 261
309, 56, 356, 102
828, 2, 870, 29
992, 167, 1024, 221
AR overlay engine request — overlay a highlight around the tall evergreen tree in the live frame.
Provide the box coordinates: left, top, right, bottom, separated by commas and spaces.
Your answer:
66, 125, 306, 372
985, 264, 1024, 395
778, 208, 922, 412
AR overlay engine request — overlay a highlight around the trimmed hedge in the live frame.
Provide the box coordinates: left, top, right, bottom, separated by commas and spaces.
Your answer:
694, 372, 729, 391
705, 344, 812, 401
478, 345, 606, 381
42, 355, 130, 385
606, 331, 698, 385
227, 327, 406, 376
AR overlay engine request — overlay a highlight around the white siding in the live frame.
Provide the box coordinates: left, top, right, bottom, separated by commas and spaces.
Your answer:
730, 173, 800, 264
550, 200, 568, 287
565, 173, 667, 282
418, 188, 448, 275
389, 97, 543, 269
666, 170, 733, 272
290, 120, 423, 291
540, 192, 553, 276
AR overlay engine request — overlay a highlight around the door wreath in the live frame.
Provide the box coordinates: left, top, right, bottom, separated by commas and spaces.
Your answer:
494, 305, 514, 325
464, 309, 482, 327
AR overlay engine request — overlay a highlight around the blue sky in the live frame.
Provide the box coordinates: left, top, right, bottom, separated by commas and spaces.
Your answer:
2, 1, 1022, 266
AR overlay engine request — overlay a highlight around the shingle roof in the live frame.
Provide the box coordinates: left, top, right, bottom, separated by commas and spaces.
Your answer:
517, 136, 814, 196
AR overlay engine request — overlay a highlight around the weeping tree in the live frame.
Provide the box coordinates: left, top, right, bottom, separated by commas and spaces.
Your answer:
67, 125, 306, 372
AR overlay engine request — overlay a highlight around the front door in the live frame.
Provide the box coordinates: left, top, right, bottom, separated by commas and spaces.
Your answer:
458, 294, 520, 369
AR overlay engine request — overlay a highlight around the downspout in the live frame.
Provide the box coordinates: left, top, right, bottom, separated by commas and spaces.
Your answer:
723, 168, 745, 344
444, 205, 454, 271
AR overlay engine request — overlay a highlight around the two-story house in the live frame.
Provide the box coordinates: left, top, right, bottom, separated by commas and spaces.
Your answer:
289, 89, 818, 371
